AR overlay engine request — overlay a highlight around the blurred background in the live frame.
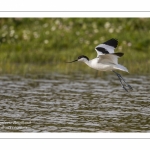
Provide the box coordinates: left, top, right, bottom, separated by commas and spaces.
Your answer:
0, 18, 150, 132
0, 18, 150, 75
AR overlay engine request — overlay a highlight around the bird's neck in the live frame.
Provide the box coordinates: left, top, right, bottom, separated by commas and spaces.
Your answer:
84, 60, 90, 66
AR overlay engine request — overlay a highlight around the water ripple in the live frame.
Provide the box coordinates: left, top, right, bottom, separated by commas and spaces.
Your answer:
0, 74, 149, 132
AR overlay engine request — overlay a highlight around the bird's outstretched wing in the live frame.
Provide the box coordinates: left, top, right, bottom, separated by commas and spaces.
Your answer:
95, 38, 118, 57
98, 53, 124, 64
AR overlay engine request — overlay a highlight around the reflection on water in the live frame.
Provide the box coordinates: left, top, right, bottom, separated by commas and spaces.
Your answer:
0, 74, 149, 132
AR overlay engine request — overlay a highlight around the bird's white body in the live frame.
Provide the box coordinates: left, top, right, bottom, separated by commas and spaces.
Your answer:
83, 58, 115, 71
79, 56, 128, 72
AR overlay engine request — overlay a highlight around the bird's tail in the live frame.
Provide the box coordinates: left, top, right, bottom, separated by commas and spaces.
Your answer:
114, 64, 129, 73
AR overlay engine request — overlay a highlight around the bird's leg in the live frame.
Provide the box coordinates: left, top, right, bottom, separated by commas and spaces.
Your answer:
113, 71, 128, 92
112, 71, 132, 92
114, 71, 133, 90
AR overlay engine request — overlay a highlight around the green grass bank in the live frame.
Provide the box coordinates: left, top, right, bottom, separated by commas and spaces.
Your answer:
0, 18, 150, 76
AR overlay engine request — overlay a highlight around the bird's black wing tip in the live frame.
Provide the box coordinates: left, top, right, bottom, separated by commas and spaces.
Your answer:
113, 52, 124, 57
103, 38, 118, 48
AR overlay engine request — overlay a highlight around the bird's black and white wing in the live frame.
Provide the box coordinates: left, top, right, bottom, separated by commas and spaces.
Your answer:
95, 38, 118, 57
97, 53, 124, 64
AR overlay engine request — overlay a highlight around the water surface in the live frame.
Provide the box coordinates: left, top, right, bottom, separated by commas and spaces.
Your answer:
0, 74, 149, 132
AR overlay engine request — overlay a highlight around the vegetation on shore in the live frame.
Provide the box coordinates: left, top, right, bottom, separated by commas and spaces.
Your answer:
0, 18, 150, 76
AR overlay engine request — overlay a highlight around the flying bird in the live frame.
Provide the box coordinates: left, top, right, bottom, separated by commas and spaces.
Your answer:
67, 38, 133, 92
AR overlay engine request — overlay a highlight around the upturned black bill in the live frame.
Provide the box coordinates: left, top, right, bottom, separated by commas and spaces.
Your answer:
66, 60, 78, 63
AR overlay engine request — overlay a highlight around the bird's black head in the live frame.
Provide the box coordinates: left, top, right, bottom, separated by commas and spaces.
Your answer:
66, 55, 89, 63
77, 55, 89, 61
